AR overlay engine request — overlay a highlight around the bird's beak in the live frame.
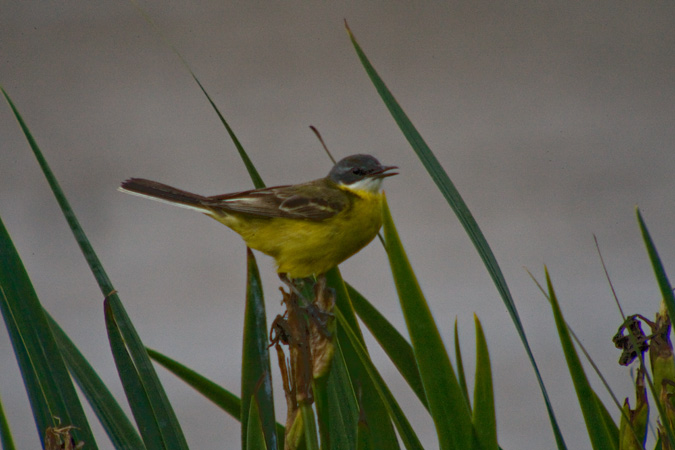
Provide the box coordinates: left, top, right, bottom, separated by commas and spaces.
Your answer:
372, 165, 399, 178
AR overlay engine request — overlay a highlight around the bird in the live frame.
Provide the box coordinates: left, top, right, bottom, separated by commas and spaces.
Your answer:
119, 154, 397, 280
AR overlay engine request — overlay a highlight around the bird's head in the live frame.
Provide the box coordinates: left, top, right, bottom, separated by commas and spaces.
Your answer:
328, 154, 398, 193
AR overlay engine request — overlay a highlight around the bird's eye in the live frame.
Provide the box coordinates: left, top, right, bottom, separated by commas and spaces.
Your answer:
352, 168, 365, 176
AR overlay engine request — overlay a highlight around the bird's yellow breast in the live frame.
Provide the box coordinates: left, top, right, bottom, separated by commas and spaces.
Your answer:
210, 188, 383, 278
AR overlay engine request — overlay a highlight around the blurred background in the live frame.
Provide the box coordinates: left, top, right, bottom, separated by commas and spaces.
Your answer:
2, 2, 674, 449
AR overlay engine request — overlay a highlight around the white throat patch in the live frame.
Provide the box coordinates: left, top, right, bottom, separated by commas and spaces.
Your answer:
342, 177, 384, 193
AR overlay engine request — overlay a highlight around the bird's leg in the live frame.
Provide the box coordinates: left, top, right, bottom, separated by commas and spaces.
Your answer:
310, 274, 335, 326
278, 273, 332, 336
278, 273, 311, 301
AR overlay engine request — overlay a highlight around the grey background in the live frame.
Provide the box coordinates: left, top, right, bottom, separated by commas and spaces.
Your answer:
2, 2, 674, 449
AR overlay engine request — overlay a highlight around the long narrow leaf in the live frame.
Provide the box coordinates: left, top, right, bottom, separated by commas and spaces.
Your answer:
454, 319, 470, 409
46, 312, 145, 450
192, 75, 265, 189
246, 398, 268, 450
148, 348, 239, 414
346, 283, 428, 410
334, 310, 424, 450
128, 2, 265, 189
527, 270, 629, 429
314, 343, 359, 450
473, 315, 498, 450
147, 348, 288, 442
0, 214, 96, 448
356, 405, 373, 450
2, 87, 188, 449
381, 195, 472, 450
1, 88, 113, 296
327, 269, 364, 344
635, 209, 675, 445
105, 300, 164, 448
0, 392, 16, 450
545, 269, 617, 450
241, 249, 277, 450
592, 391, 619, 439
300, 403, 320, 450
105, 295, 189, 449
637, 209, 675, 335
345, 24, 567, 450
325, 269, 400, 449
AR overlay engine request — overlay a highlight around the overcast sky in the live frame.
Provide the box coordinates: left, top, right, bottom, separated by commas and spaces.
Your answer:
2, 2, 674, 449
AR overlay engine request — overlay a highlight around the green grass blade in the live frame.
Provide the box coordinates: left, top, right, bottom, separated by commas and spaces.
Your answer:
128, 4, 265, 189
473, 315, 498, 450
636, 209, 675, 332
241, 249, 277, 450
592, 390, 618, 439
147, 348, 287, 443
98, 19, 276, 442
334, 310, 424, 450
300, 403, 320, 450
314, 343, 358, 450
1, 88, 114, 296
381, 196, 472, 450
345, 25, 567, 450
635, 209, 675, 444
618, 369, 648, 450
191, 75, 265, 189
356, 406, 373, 450
545, 269, 617, 450
326, 269, 364, 344
46, 312, 145, 449
454, 319, 470, 410
0, 392, 16, 450
3, 86, 188, 448
147, 348, 239, 414
105, 296, 189, 449
246, 398, 268, 450
326, 269, 400, 450
105, 300, 164, 448
346, 283, 428, 410
0, 214, 96, 448
2, 89, 167, 446
313, 275, 359, 450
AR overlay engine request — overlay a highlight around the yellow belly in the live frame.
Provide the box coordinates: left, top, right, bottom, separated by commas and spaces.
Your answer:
210, 191, 383, 278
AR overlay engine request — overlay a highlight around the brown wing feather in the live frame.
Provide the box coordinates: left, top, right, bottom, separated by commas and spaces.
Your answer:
204, 179, 348, 220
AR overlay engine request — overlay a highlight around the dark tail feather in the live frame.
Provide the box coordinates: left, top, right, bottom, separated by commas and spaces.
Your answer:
119, 178, 210, 208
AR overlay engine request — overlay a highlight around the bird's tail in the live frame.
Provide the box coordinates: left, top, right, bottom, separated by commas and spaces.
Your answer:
119, 178, 211, 213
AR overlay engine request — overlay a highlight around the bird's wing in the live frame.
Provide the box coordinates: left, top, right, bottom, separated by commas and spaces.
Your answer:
206, 180, 349, 220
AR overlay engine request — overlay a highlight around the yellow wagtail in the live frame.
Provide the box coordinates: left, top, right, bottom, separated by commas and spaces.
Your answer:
119, 154, 397, 279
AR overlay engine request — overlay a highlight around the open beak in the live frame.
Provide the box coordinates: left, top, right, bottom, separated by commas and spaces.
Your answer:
372, 165, 399, 178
